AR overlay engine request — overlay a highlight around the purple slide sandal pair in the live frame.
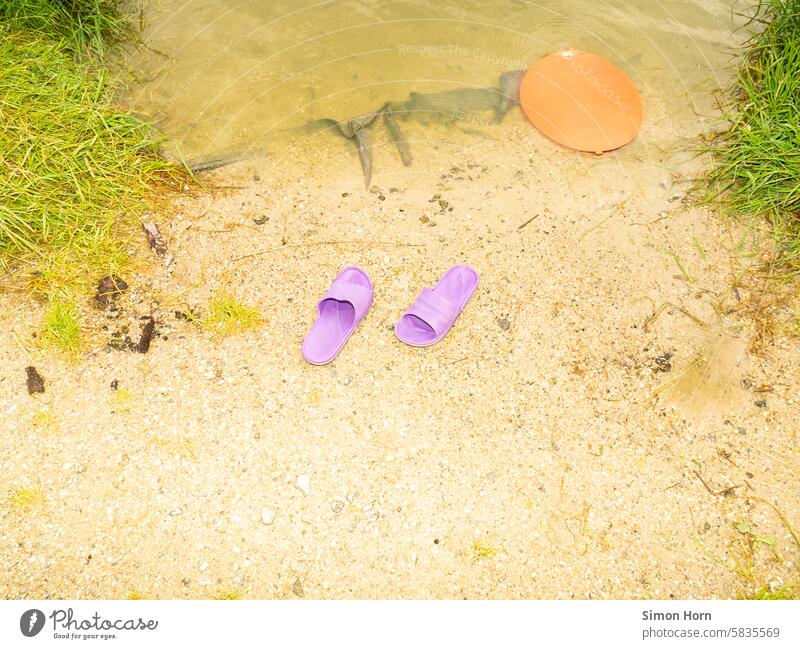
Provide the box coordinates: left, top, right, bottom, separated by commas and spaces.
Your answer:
301, 265, 479, 365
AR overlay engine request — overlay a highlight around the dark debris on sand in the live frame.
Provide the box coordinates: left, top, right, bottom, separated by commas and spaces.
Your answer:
137, 316, 155, 353
108, 316, 157, 353
95, 275, 129, 308
25, 366, 45, 394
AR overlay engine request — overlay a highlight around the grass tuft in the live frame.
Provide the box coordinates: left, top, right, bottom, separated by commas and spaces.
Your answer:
31, 409, 56, 430
197, 293, 261, 336
0, 11, 186, 297
471, 542, 506, 561
213, 590, 243, 600
748, 584, 798, 599
0, 0, 128, 59
10, 486, 45, 511
42, 299, 82, 353
700, 0, 800, 270
110, 387, 133, 413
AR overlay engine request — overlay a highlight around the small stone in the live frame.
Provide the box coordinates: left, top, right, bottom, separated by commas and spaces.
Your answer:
260, 508, 275, 525
652, 352, 673, 372
199, 562, 208, 571
291, 579, 305, 597
296, 474, 310, 494
169, 507, 183, 516
737, 427, 747, 436
25, 366, 45, 394
497, 318, 510, 330
754, 399, 767, 408
253, 215, 269, 225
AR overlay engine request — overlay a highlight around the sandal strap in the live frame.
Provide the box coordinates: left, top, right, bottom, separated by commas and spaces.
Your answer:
320, 278, 372, 315
404, 288, 458, 336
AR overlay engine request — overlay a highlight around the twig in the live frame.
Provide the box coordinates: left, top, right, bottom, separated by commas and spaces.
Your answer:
517, 215, 538, 230
643, 301, 710, 333
694, 470, 743, 496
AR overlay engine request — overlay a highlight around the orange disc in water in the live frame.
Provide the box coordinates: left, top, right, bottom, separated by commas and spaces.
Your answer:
519, 49, 643, 154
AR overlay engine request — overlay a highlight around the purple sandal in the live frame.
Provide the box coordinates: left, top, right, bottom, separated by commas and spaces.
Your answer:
395, 265, 479, 346
302, 266, 373, 365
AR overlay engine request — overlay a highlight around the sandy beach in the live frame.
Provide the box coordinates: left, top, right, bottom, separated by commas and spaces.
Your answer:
2, 88, 798, 600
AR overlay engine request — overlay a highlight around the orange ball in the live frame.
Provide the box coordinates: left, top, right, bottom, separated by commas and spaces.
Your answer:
519, 49, 643, 154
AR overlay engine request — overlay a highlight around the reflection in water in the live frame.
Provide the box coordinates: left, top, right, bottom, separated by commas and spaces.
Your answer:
125, 0, 740, 159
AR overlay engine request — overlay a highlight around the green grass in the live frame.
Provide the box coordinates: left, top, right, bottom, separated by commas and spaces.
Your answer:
471, 542, 507, 561
41, 298, 82, 353
197, 293, 261, 336
0, 0, 128, 59
0, 3, 186, 299
10, 486, 45, 511
213, 590, 243, 600
701, 0, 800, 270
748, 584, 798, 599
110, 387, 133, 413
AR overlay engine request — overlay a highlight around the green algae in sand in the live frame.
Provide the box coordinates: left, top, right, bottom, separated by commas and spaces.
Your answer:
110, 388, 134, 414
472, 542, 507, 561
42, 299, 82, 354
10, 486, 45, 511
196, 293, 261, 336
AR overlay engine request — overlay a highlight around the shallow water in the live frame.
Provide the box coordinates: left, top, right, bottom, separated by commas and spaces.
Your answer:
126, 0, 743, 160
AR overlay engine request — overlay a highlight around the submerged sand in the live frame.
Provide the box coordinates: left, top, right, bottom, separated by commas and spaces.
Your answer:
1, 87, 799, 600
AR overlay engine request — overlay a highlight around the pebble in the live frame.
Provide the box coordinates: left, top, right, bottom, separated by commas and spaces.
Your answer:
260, 508, 275, 525
497, 318, 510, 330
199, 562, 208, 571
296, 474, 310, 494
169, 507, 183, 516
